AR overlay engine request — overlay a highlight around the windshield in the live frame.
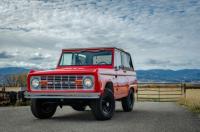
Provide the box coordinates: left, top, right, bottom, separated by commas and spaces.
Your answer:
59, 50, 113, 66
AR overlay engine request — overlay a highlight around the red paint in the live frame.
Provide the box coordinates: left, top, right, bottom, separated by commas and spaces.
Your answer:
27, 47, 137, 99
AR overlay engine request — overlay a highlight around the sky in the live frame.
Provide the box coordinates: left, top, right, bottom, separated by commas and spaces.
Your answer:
0, 0, 200, 70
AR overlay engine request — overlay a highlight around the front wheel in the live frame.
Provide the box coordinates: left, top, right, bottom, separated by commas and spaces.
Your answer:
121, 89, 134, 112
90, 89, 115, 120
31, 99, 57, 119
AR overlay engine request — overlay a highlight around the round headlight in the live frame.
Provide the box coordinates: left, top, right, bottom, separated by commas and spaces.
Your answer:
83, 76, 94, 89
31, 78, 40, 89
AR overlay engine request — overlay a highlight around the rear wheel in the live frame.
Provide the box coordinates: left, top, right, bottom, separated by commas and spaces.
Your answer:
90, 89, 115, 120
31, 99, 57, 119
121, 89, 134, 112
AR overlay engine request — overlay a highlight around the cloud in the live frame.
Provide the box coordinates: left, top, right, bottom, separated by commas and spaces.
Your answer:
29, 52, 51, 61
144, 58, 199, 70
146, 59, 171, 65
0, 0, 200, 69
0, 51, 14, 59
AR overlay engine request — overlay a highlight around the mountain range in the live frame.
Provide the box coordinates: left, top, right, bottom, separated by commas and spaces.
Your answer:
137, 69, 200, 82
0, 67, 200, 83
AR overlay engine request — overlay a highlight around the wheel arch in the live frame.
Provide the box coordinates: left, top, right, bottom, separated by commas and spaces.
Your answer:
129, 86, 136, 93
105, 81, 114, 93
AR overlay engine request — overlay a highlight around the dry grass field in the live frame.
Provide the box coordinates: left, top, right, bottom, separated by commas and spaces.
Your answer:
178, 89, 200, 113
0, 87, 21, 92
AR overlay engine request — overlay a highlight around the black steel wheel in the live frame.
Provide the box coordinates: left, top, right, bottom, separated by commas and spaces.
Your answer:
90, 89, 115, 120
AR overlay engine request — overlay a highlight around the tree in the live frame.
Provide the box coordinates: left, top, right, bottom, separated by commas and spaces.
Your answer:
4, 73, 27, 87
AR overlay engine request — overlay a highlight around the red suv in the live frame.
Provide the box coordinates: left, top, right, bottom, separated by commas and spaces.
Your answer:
25, 47, 137, 120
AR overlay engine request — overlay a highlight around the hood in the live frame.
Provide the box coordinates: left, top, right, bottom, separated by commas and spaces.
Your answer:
29, 67, 98, 76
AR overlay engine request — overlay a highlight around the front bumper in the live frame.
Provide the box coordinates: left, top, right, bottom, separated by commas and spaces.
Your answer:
25, 92, 101, 99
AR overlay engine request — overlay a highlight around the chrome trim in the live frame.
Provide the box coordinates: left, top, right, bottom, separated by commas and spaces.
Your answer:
25, 92, 100, 99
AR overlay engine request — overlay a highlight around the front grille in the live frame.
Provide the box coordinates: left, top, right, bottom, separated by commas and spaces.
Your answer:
40, 75, 83, 90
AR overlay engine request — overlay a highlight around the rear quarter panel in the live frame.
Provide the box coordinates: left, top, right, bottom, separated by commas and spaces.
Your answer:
126, 70, 137, 93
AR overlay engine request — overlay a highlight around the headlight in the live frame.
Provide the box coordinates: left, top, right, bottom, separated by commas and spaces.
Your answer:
82, 76, 94, 89
31, 77, 40, 89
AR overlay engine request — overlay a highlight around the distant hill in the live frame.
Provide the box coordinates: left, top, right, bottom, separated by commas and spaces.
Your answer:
0, 67, 30, 85
0, 67, 30, 75
0, 67, 200, 83
137, 69, 200, 82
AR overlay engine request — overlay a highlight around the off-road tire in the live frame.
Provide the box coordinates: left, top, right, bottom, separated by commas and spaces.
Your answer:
121, 89, 134, 112
90, 89, 115, 120
31, 99, 57, 119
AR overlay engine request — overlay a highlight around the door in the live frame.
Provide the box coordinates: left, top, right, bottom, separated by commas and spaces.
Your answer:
114, 49, 121, 98
114, 49, 128, 98
120, 52, 130, 96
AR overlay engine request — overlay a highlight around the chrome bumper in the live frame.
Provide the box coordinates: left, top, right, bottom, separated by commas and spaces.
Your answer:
25, 92, 101, 99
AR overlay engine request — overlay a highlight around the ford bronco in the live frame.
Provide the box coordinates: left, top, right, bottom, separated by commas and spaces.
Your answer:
25, 47, 137, 120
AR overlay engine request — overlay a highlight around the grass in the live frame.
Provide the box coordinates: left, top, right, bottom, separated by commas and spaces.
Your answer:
178, 89, 200, 113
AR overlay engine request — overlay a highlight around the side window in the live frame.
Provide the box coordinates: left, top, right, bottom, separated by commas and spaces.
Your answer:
114, 50, 122, 67
121, 52, 134, 71
121, 52, 129, 68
